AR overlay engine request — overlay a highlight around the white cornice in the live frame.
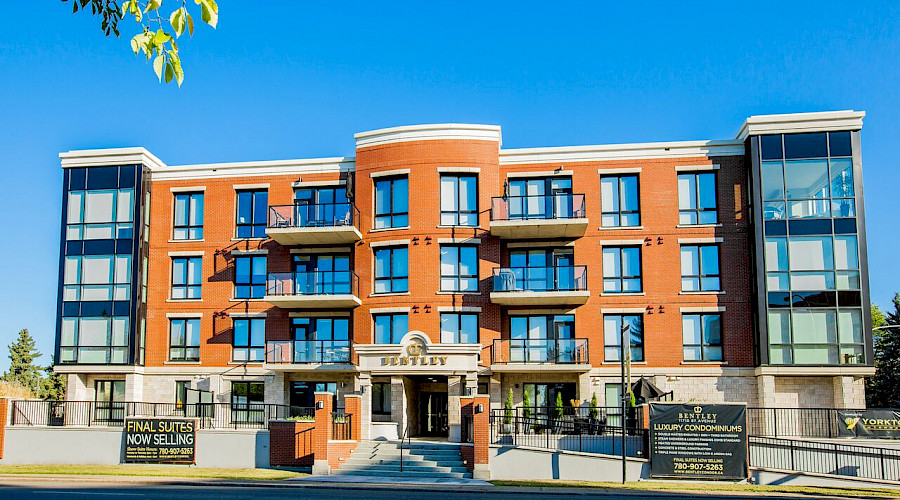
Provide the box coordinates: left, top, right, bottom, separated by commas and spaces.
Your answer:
59, 147, 166, 171
153, 156, 355, 181
499, 140, 744, 165
735, 110, 865, 141
355, 123, 502, 149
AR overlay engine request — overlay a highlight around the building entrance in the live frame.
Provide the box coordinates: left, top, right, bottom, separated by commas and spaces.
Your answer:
419, 392, 448, 437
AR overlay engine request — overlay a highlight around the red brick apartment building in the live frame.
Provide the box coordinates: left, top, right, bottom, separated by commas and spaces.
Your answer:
54, 111, 872, 441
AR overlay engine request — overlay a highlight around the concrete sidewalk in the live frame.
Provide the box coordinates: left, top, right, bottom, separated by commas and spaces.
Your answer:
289, 473, 492, 486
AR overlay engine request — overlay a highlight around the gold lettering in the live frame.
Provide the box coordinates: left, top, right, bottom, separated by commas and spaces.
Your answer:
439, 356, 448, 365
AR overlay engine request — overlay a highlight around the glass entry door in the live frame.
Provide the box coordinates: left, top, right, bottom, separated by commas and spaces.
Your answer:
419, 392, 449, 437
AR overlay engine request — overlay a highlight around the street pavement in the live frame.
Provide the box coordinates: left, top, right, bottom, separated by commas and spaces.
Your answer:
0, 479, 882, 500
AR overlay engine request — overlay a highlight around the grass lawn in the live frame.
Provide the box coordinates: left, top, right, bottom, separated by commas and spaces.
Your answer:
490, 479, 900, 498
0, 464, 306, 480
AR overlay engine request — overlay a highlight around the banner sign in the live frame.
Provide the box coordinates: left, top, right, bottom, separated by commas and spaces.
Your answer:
649, 403, 748, 480
124, 418, 197, 463
837, 409, 900, 439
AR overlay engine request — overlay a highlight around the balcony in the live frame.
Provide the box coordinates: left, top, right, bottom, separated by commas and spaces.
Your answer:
266, 203, 362, 245
492, 339, 589, 366
264, 271, 361, 309
490, 266, 590, 306
490, 194, 588, 239
265, 340, 352, 368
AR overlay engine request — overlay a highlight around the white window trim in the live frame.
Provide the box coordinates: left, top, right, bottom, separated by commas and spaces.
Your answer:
370, 239, 411, 248
229, 312, 268, 318
680, 307, 726, 313
437, 237, 481, 245
675, 164, 720, 172
233, 183, 270, 190
291, 180, 344, 188
170, 186, 206, 193
370, 307, 411, 314
436, 306, 482, 313
168, 251, 204, 257
506, 170, 573, 179
600, 308, 646, 314
370, 168, 410, 178
597, 167, 642, 174
598, 239, 645, 246
166, 313, 203, 319
678, 237, 723, 244
231, 249, 268, 256
437, 167, 481, 173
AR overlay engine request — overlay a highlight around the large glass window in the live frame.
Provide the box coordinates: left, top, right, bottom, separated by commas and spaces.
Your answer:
95, 380, 126, 422
293, 186, 351, 226
507, 177, 573, 219
768, 308, 864, 365
509, 315, 575, 363
523, 383, 576, 414
63, 254, 132, 302
440, 175, 477, 226
172, 257, 202, 299
603, 314, 644, 362
678, 172, 718, 225
292, 254, 351, 294
234, 256, 266, 299
169, 318, 200, 361
373, 382, 391, 415
236, 190, 268, 238
59, 316, 130, 364
374, 314, 408, 344
682, 314, 722, 361
374, 177, 409, 229
173, 192, 204, 240
231, 382, 265, 423
600, 175, 640, 227
440, 245, 478, 292
440, 313, 478, 343
66, 188, 134, 240
291, 317, 350, 363
233, 318, 265, 362
680, 245, 720, 292
602, 246, 642, 293
765, 235, 859, 292
374, 247, 409, 293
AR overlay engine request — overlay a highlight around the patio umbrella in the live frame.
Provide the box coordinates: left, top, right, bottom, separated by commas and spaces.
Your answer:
631, 377, 666, 401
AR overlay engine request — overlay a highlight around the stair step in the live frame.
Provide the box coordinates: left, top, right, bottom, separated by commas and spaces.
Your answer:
331, 469, 471, 479
343, 458, 466, 468
338, 464, 469, 474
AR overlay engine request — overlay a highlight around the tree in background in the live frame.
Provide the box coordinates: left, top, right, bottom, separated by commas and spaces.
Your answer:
2, 329, 44, 395
867, 295, 900, 408
41, 357, 67, 401
63, 0, 219, 85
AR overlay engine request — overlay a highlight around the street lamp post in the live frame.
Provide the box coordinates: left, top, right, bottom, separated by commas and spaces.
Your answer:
620, 322, 630, 484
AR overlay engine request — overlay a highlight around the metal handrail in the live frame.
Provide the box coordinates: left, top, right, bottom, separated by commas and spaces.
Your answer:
268, 202, 359, 229
266, 270, 359, 296
492, 266, 588, 292
399, 420, 411, 472
490, 193, 586, 221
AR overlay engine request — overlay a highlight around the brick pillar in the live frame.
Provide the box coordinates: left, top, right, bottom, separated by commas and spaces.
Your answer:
344, 394, 361, 441
312, 392, 334, 475
472, 395, 490, 480
0, 398, 8, 459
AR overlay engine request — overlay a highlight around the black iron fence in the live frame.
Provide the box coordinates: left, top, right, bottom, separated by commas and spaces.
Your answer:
749, 435, 900, 482
9, 400, 314, 430
489, 408, 646, 458
331, 411, 353, 440
746, 407, 864, 438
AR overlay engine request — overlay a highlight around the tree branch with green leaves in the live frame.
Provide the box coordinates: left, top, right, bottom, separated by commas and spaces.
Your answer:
65, 0, 218, 86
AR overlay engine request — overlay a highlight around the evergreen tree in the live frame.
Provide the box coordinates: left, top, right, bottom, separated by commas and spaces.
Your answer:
867, 300, 900, 407
2, 329, 44, 394
40, 356, 66, 401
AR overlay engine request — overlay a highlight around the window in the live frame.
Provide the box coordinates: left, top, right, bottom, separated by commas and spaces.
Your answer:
236, 190, 268, 238
292, 317, 350, 363
768, 308, 864, 365
509, 315, 575, 363
169, 318, 200, 361
440, 313, 478, 343
175, 381, 190, 408
440, 175, 477, 226
680, 245, 720, 292
293, 254, 351, 294
66, 188, 134, 240
59, 316, 129, 364
505, 248, 576, 292
231, 382, 265, 423
507, 177, 574, 219
374, 314, 408, 344
233, 318, 265, 362
374, 247, 408, 293
602, 246, 642, 293
290, 381, 338, 408
440, 245, 478, 292
373, 382, 392, 415
603, 314, 644, 362
600, 175, 640, 227
765, 235, 859, 292
172, 257, 202, 299
63, 254, 132, 302
678, 172, 718, 225
523, 383, 576, 415
173, 192, 204, 240
682, 314, 723, 361
604, 383, 623, 427
294, 186, 351, 226
235, 256, 266, 299
95, 380, 126, 422
374, 177, 409, 229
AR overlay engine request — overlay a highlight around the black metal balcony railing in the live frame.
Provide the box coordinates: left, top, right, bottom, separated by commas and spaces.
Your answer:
492, 266, 587, 293
268, 203, 359, 229
493, 339, 589, 364
266, 270, 359, 296
266, 340, 351, 364
491, 193, 586, 221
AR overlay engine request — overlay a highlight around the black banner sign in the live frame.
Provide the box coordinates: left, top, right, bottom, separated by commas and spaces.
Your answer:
649, 403, 748, 480
837, 409, 900, 439
124, 418, 197, 463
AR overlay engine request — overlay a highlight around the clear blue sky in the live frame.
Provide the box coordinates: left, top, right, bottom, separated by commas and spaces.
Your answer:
0, 1, 897, 371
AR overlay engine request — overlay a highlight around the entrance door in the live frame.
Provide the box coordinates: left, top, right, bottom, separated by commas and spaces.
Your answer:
419, 392, 448, 437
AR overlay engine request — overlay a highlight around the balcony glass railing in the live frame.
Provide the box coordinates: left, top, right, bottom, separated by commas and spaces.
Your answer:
492, 266, 587, 292
492, 339, 589, 364
268, 203, 359, 229
491, 193, 586, 221
266, 271, 359, 296
266, 340, 351, 364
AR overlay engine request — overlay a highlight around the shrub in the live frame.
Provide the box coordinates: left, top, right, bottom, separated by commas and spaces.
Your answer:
503, 388, 513, 425
589, 393, 599, 420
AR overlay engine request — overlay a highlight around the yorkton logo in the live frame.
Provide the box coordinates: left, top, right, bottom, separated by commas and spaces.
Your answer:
844, 416, 861, 430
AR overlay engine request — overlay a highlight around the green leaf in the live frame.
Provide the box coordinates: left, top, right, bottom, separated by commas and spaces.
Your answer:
121, 0, 131, 15
144, 0, 162, 13
186, 12, 194, 36
164, 61, 174, 83
170, 7, 185, 37
153, 29, 171, 45
153, 54, 165, 81
198, 0, 218, 28
130, 33, 141, 54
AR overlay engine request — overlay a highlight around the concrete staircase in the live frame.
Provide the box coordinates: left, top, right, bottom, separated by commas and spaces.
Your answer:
333, 440, 472, 479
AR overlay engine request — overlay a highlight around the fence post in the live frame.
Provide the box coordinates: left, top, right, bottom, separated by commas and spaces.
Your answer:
790, 440, 795, 471
881, 447, 886, 481
773, 409, 778, 438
